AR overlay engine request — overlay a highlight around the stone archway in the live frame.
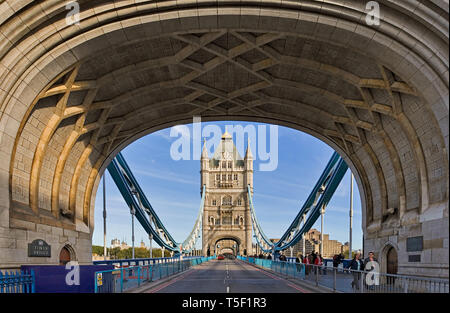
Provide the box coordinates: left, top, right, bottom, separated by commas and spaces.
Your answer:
0, 1, 447, 277
379, 241, 399, 275
214, 236, 242, 256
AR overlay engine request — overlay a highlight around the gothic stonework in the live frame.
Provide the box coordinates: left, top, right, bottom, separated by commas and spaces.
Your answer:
0, 1, 447, 278
201, 133, 253, 256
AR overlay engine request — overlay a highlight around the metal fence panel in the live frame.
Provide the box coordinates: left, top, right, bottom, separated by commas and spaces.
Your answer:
0, 270, 35, 293
238, 257, 449, 293
94, 256, 215, 293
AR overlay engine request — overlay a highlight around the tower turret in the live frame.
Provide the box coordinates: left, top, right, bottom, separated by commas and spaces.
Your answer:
200, 139, 209, 192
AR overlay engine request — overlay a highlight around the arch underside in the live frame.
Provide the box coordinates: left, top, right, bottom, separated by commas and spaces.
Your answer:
0, 1, 448, 275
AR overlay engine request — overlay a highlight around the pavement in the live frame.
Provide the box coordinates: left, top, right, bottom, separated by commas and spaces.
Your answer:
138, 259, 327, 293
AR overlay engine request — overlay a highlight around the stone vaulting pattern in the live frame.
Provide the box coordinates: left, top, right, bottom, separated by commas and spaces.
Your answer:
0, 1, 448, 277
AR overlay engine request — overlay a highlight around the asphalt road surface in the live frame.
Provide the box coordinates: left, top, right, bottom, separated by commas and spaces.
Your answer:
146, 259, 308, 293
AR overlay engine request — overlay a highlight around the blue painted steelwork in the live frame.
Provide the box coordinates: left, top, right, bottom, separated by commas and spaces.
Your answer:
248, 152, 348, 253
108, 150, 346, 256
248, 186, 273, 251
182, 186, 206, 253
277, 158, 348, 250
0, 270, 35, 293
108, 154, 177, 251
107, 153, 206, 253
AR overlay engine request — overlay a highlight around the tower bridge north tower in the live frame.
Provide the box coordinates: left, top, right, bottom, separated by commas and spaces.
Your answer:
201, 132, 253, 257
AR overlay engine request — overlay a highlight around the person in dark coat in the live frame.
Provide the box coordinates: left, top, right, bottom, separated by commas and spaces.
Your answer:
333, 253, 344, 269
346, 252, 365, 290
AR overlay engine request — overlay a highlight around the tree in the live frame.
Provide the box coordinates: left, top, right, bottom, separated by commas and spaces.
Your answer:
109, 247, 121, 259
92, 245, 105, 256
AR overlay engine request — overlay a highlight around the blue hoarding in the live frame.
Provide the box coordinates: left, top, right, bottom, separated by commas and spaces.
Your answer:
21, 265, 114, 293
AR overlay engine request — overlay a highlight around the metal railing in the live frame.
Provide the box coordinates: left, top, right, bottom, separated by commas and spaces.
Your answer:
94, 256, 215, 293
93, 256, 201, 268
239, 257, 449, 293
0, 270, 35, 293
238, 256, 305, 280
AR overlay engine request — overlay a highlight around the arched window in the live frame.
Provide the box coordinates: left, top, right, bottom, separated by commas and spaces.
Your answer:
59, 244, 76, 265
237, 198, 242, 206
212, 199, 217, 206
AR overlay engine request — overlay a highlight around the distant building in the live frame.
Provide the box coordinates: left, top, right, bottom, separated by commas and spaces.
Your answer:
140, 240, 146, 249
292, 229, 348, 258
111, 238, 130, 250
120, 241, 129, 250
111, 238, 120, 249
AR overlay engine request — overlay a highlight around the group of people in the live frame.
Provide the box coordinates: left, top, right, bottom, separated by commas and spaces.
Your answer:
292, 251, 324, 275
347, 251, 378, 290
250, 250, 379, 291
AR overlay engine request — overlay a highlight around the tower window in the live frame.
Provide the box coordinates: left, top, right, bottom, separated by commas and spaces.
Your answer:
228, 161, 232, 168
222, 161, 226, 168
233, 174, 238, 180
222, 195, 232, 206
222, 174, 226, 180
212, 199, 217, 206
216, 174, 220, 180
228, 174, 232, 181
222, 212, 232, 225
237, 198, 242, 206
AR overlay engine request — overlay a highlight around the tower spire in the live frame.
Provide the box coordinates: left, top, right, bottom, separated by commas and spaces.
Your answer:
245, 138, 253, 160
201, 138, 208, 159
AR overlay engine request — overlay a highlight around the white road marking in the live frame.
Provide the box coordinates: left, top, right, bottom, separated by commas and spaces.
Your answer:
227, 286, 230, 293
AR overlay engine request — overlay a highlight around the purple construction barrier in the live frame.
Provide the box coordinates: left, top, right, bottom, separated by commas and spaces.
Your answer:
20, 265, 114, 293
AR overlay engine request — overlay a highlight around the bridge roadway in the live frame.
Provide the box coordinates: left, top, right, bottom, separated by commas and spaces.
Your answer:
144, 259, 308, 293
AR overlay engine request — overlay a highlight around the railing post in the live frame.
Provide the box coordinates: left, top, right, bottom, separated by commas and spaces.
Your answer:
333, 267, 337, 292
120, 268, 124, 293
360, 272, 364, 293
315, 265, 319, 287
138, 266, 141, 287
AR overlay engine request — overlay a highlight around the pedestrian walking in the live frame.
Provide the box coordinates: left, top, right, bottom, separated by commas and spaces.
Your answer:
346, 252, 364, 291
303, 253, 310, 275
314, 253, 323, 275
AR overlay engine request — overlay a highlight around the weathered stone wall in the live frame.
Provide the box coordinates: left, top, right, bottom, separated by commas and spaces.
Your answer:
0, 1, 447, 277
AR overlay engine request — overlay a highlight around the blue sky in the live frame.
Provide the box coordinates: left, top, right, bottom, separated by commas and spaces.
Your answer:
93, 121, 363, 252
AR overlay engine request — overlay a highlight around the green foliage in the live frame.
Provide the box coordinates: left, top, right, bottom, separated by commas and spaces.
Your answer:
95, 246, 172, 259
92, 245, 105, 256
342, 249, 358, 259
